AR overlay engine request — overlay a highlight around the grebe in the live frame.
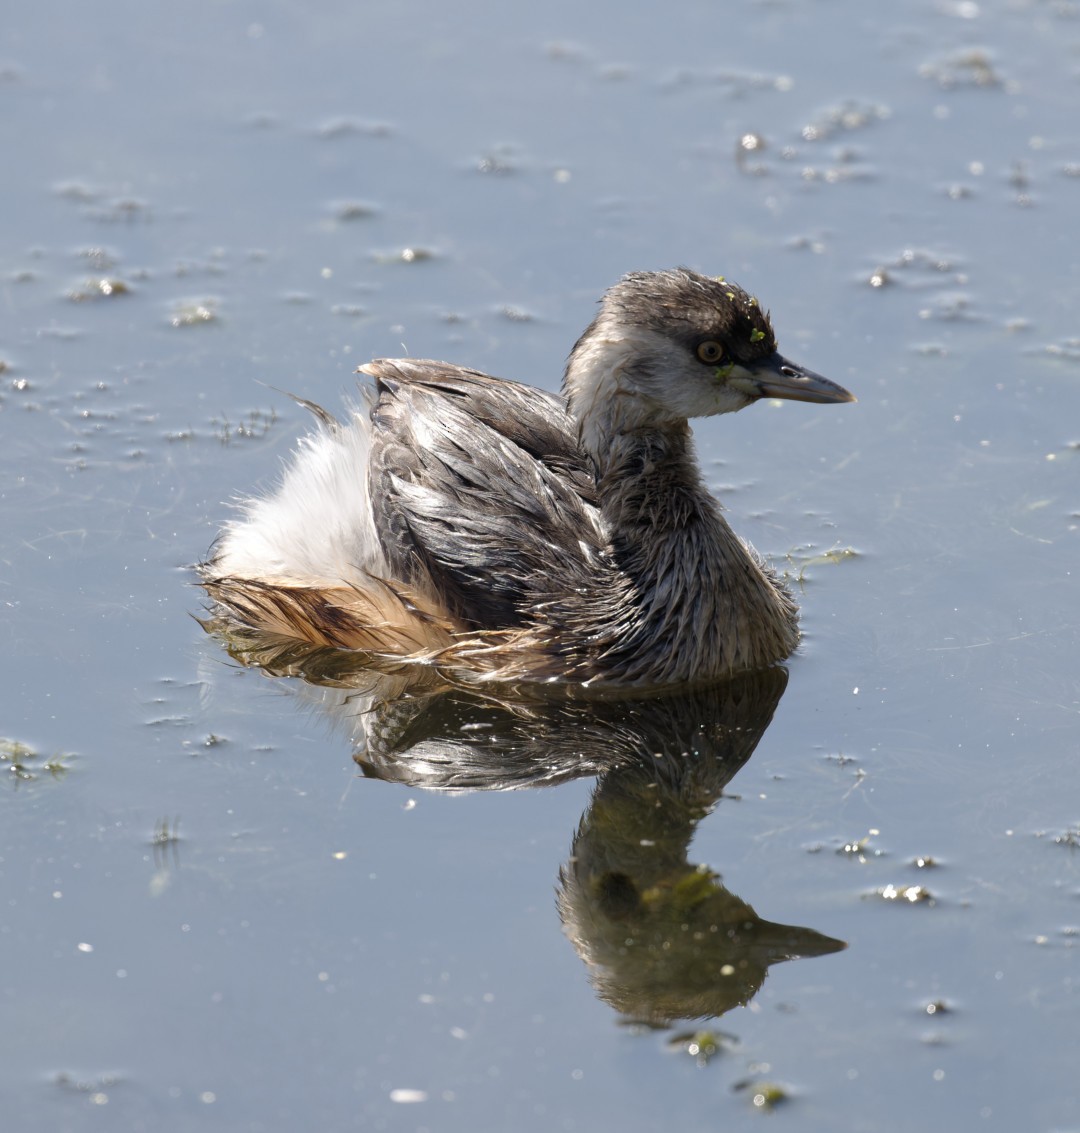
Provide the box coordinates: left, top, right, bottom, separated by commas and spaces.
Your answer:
200, 268, 853, 686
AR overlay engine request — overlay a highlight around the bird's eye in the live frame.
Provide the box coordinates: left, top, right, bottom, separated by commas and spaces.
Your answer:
696, 341, 725, 364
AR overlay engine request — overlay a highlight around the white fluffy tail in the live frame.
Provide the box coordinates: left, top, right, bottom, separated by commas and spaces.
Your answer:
210, 398, 387, 586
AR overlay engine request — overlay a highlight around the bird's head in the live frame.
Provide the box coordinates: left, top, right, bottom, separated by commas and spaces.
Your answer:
564, 268, 853, 450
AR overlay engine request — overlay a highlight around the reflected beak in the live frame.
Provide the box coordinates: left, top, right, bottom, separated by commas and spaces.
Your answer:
732, 353, 855, 405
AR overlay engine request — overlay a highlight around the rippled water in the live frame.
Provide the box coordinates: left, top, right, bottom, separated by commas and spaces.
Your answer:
2, 2, 1079, 1130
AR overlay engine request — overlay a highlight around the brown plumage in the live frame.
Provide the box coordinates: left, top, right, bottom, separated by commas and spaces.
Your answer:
200, 268, 853, 687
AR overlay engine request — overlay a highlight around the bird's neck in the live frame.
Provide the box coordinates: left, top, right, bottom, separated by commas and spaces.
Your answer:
593, 426, 798, 680
564, 325, 676, 461
591, 423, 735, 577
562, 331, 732, 547
563, 349, 798, 681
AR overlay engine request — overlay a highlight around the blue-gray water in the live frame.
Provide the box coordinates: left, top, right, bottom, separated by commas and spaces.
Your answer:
2, 2, 1079, 1130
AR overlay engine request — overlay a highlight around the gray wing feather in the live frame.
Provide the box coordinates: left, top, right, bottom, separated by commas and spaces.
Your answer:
365, 360, 607, 627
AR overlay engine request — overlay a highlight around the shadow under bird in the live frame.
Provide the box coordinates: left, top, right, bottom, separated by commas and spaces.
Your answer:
200, 267, 854, 687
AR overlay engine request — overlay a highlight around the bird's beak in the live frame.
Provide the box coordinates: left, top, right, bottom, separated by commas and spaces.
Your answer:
731, 353, 855, 404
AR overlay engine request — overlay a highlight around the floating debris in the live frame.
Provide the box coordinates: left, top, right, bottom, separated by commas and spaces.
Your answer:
837, 831, 885, 863
787, 545, 860, 584
870, 883, 936, 905
77, 246, 119, 270
797, 545, 858, 569
918, 293, 980, 323
1043, 339, 1080, 363
67, 277, 131, 301
787, 232, 828, 255
1031, 927, 1077, 949
150, 816, 182, 881
329, 200, 379, 221
658, 66, 791, 98
822, 751, 862, 769
388, 1088, 427, 1104
54, 180, 101, 203
475, 147, 519, 175
54, 1070, 124, 1097
944, 182, 977, 200
211, 408, 277, 445
170, 300, 219, 327
499, 305, 534, 323
151, 816, 181, 851
1, 738, 72, 784
795, 146, 877, 185
1050, 823, 1080, 849
316, 116, 393, 139
666, 1028, 736, 1066
866, 248, 966, 295
1009, 160, 1035, 207
85, 196, 152, 223
733, 1078, 791, 1110
373, 247, 436, 265
919, 48, 1003, 90
800, 99, 890, 143
735, 132, 769, 175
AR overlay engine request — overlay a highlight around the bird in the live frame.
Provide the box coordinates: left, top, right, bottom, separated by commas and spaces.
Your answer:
200, 267, 853, 687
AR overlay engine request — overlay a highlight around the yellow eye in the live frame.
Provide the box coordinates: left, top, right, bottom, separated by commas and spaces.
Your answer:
696, 340, 724, 364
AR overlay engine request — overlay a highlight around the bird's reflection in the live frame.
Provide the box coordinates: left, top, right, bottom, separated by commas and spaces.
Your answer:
554, 671, 845, 1027
209, 635, 845, 1027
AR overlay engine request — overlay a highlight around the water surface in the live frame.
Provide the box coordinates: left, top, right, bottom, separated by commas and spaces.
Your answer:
2, 2, 1079, 1130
